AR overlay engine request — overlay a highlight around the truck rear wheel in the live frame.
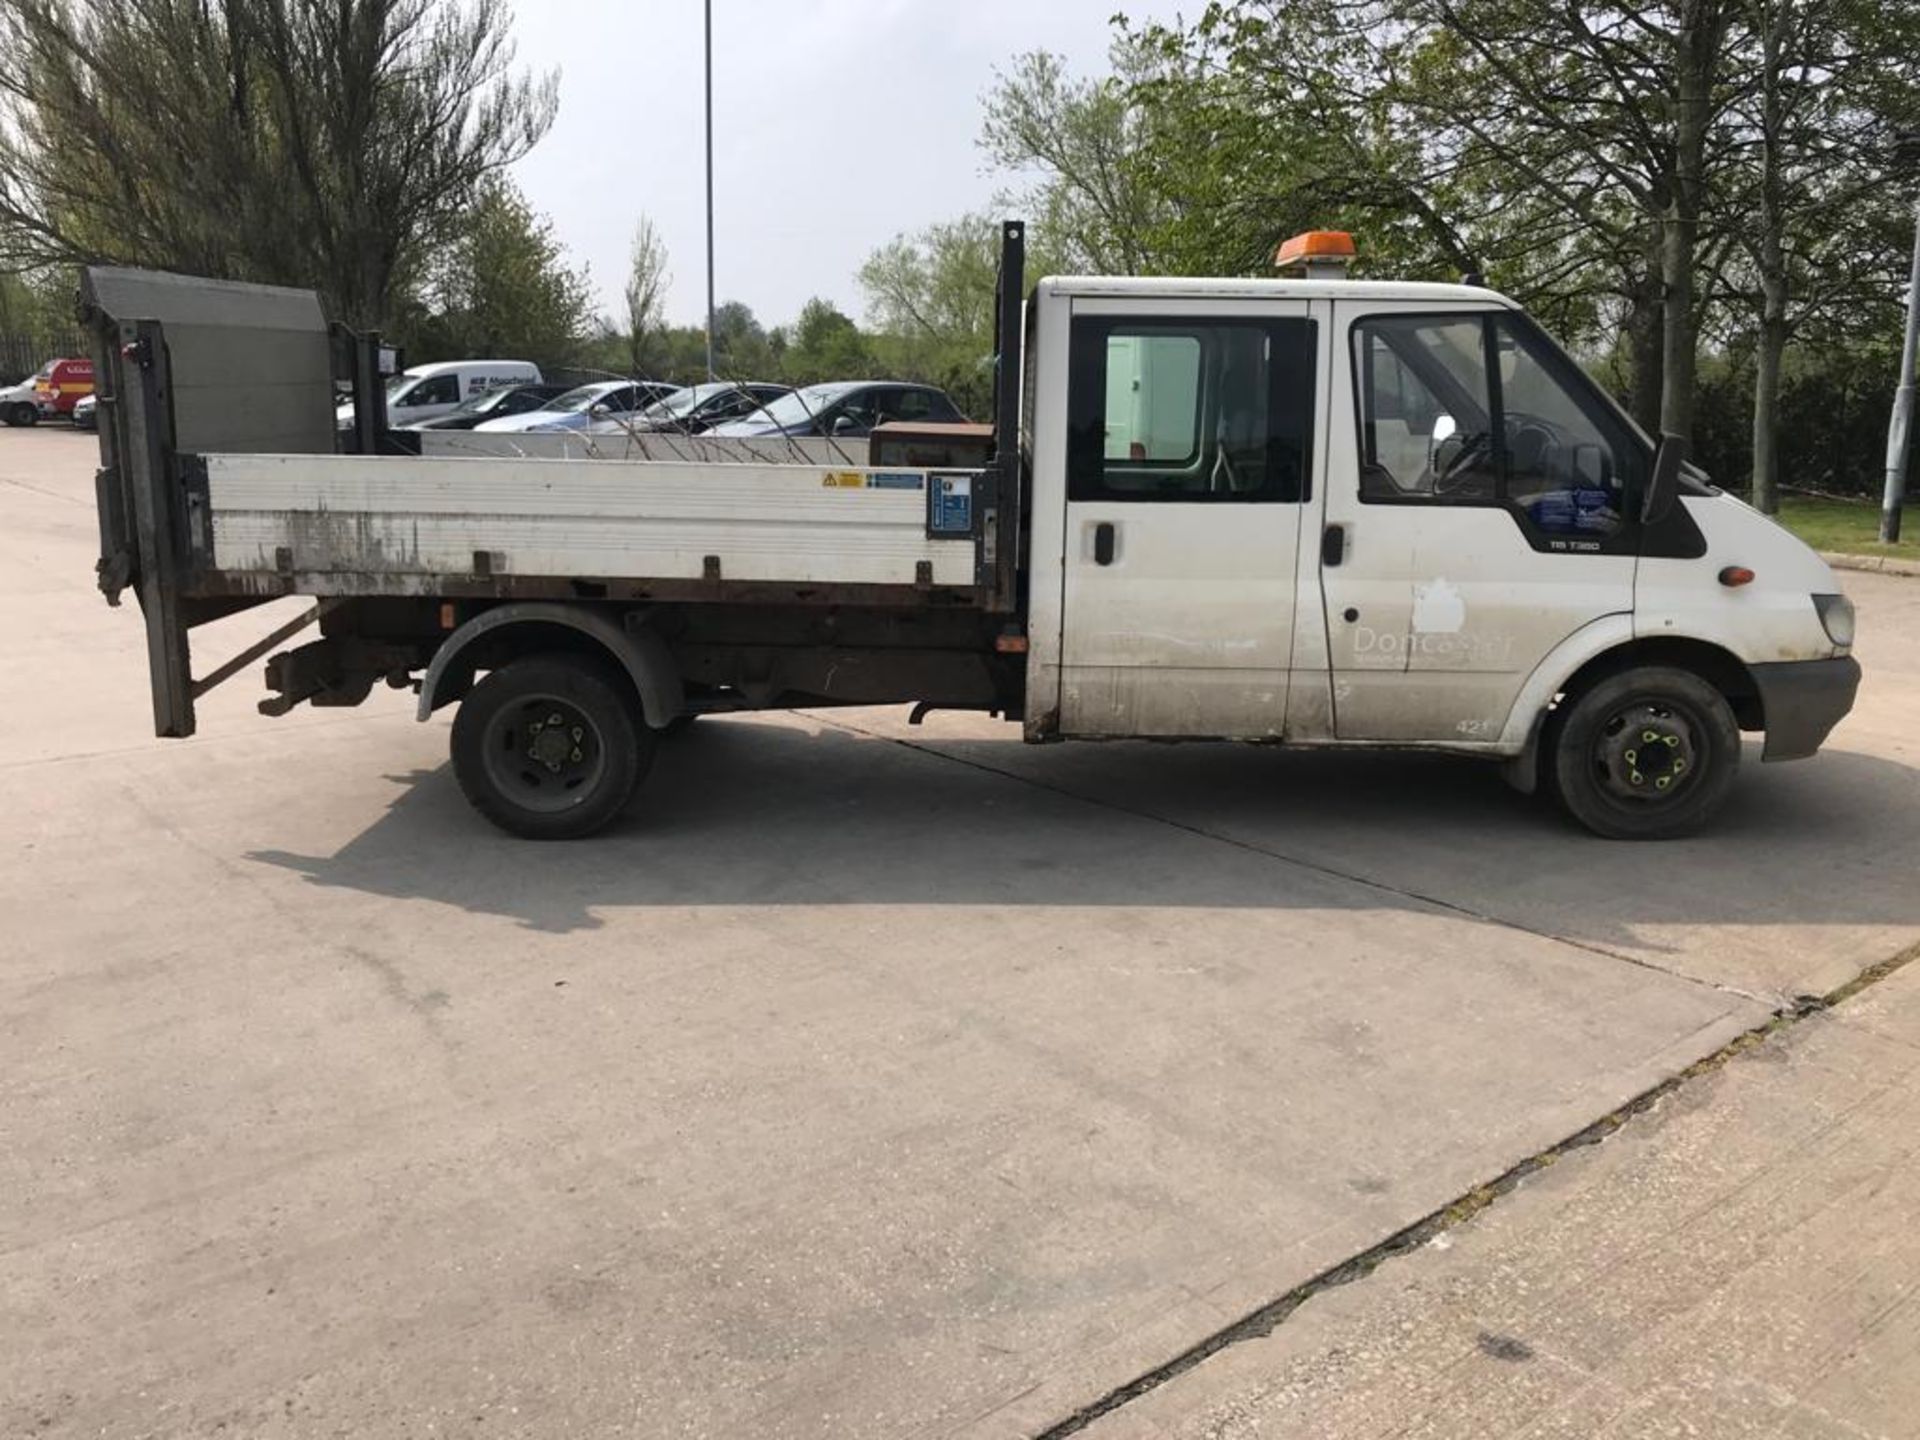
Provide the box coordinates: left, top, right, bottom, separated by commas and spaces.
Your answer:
450, 655, 654, 839
1550, 666, 1740, 840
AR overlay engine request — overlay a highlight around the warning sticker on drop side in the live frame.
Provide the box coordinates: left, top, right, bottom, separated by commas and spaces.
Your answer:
929, 474, 973, 534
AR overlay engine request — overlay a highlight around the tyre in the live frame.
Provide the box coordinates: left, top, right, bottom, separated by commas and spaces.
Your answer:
1549, 666, 1740, 840
450, 655, 655, 839
4, 402, 37, 427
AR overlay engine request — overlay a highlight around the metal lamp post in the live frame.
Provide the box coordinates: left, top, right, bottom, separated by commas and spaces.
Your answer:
704, 0, 716, 382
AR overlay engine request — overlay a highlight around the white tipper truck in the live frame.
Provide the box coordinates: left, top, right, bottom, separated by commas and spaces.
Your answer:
84, 224, 1859, 840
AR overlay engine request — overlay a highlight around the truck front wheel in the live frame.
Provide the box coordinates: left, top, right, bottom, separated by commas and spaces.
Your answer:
450, 655, 654, 839
1550, 666, 1741, 840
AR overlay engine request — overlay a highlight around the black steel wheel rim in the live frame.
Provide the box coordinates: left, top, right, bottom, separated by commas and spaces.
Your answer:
1592, 698, 1703, 806
481, 693, 607, 814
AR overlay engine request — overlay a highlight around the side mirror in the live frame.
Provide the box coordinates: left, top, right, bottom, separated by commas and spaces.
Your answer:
831, 414, 861, 436
1431, 414, 1457, 444
1643, 433, 1685, 525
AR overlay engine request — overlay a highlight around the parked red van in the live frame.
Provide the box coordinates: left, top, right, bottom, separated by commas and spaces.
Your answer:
1, 357, 95, 426
35, 357, 94, 418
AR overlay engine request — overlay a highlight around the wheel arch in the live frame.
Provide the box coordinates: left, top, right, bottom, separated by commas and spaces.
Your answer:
417, 604, 684, 729
1554, 637, 1763, 731
1499, 619, 1762, 795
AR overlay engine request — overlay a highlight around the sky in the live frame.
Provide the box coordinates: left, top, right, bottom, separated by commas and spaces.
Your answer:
504, 0, 1174, 332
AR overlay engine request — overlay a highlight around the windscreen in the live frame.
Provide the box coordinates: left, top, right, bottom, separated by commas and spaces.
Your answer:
444, 386, 516, 417
548, 385, 614, 413
751, 383, 855, 428
639, 385, 718, 419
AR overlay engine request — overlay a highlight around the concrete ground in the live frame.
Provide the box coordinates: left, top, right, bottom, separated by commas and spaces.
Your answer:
1079, 960, 1920, 1440
1, 424, 1915, 1439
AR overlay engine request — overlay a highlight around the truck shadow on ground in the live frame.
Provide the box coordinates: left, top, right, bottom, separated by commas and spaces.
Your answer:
248, 713, 1920, 966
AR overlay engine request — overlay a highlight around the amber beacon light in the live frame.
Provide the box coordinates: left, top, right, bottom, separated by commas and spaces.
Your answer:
1274, 231, 1358, 276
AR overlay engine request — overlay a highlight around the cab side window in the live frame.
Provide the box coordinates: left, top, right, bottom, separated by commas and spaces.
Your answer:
1353, 313, 1636, 542
406, 374, 460, 407
1355, 319, 1496, 500
834, 392, 883, 433
1067, 316, 1317, 503
890, 388, 934, 422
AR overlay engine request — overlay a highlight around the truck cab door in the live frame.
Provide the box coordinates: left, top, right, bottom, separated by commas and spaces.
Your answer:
1319, 303, 1642, 743
1056, 299, 1320, 738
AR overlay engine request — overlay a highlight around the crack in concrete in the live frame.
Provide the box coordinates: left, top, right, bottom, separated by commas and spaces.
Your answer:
799, 714, 1917, 1437
1020, 937, 1919, 1439
0, 472, 93, 508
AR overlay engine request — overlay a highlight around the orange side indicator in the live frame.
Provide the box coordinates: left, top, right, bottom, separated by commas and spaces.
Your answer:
1718, 566, 1755, 588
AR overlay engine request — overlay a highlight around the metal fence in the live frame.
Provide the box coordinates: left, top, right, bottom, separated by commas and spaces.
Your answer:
0, 330, 86, 385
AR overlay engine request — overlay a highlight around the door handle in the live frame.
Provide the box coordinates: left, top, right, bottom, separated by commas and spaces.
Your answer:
1322, 523, 1347, 567
1093, 521, 1116, 566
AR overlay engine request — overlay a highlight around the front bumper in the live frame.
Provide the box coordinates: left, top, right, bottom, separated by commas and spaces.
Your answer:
1752, 656, 1862, 761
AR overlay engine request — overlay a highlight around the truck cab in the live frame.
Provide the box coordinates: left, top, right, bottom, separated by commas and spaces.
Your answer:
1021, 236, 1858, 837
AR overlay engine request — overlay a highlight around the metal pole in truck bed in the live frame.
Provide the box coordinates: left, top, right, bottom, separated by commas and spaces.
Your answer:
991, 220, 1026, 611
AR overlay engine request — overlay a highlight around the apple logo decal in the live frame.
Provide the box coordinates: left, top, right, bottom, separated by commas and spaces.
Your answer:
1412, 578, 1467, 635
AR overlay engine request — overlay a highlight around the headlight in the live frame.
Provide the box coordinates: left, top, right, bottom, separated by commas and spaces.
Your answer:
1813, 593, 1855, 648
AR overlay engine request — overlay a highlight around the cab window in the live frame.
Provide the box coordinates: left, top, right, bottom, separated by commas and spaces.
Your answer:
889, 388, 934, 422
400, 373, 460, 407
1353, 313, 1635, 542
1068, 316, 1316, 503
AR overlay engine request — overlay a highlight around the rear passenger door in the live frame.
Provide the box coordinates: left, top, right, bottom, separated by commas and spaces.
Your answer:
1057, 300, 1320, 738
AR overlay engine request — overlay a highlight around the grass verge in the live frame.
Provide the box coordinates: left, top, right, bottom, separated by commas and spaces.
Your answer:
1774, 496, 1918, 559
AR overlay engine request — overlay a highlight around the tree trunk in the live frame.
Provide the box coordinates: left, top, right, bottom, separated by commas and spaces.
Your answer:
1748, 0, 1790, 515
1659, 0, 1727, 445
1751, 306, 1786, 513
1626, 251, 1666, 434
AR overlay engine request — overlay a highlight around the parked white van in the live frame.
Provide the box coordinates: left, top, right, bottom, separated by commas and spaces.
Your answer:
334, 359, 541, 430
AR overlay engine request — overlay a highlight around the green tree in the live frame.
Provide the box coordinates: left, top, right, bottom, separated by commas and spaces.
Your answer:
858, 212, 1061, 414
623, 216, 670, 377
710, 300, 773, 377
0, 269, 65, 336
0, 0, 555, 327
409, 177, 592, 368
981, 48, 1169, 274
860, 215, 999, 360
779, 297, 871, 384
1723, 0, 1920, 509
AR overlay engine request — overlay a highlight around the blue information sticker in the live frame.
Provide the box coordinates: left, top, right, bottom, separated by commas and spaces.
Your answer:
867, 471, 924, 491
930, 474, 973, 535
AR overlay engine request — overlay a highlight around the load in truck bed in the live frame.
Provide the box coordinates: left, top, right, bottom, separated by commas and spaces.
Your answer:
197, 453, 986, 598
